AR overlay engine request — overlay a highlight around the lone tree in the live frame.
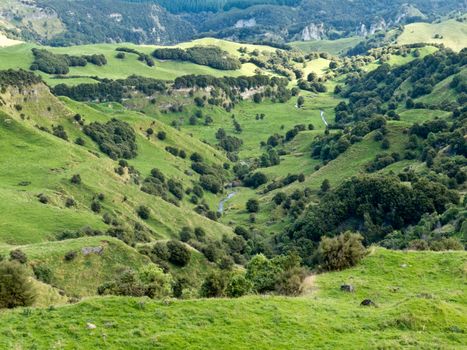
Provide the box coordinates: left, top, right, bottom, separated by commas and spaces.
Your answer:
137, 205, 151, 220
297, 96, 305, 108
246, 198, 260, 213
167, 240, 191, 267
317, 232, 366, 271
320, 179, 330, 193
0, 261, 36, 309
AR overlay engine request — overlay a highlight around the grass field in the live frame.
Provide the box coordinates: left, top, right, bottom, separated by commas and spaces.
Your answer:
290, 37, 363, 55
396, 18, 467, 52
0, 38, 274, 86
0, 248, 464, 349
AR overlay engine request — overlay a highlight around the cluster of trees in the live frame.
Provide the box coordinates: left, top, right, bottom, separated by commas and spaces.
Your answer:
0, 69, 42, 89
272, 186, 311, 219
141, 167, 185, 206
297, 72, 327, 93
153, 46, 241, 70
53, 75, 167, 102
311, 116, 386, 163
380, 206, 465, 251
406, 115, 467, 188
174, 74, 290, 103
215, 128, 243, 153
41, 0, 195, 46
263, 173, 304, 193
30, 48, 106, 74
365, 152, 400, 173
339, 49, 466, 125
115, 47, 154, 67
147, 0, 300, 14
98, 264, 172, 299
243, 48, 305, 80
53, 81, 124, 102
83, 118, 137, 159
190, 153, 228, 195
281, 175, 459, 263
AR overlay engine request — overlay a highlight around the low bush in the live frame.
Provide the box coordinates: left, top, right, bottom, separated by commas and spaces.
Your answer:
0, 261, 36, 309
317, 232, 366, 271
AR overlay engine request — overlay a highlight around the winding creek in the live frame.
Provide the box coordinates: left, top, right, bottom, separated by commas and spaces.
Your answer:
218, 192, 237, 213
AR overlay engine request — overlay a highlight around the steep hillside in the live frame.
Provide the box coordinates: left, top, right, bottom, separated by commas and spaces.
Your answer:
1, 0, 464, 45
0, 76, 233, 244
0, 249, 465, 349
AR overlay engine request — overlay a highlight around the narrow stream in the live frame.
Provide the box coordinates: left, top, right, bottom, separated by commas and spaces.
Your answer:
218, 192, 237, 213
320, 110, 328, 126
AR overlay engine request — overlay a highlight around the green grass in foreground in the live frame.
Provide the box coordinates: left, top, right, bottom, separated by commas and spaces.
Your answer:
0, 248, 465, 349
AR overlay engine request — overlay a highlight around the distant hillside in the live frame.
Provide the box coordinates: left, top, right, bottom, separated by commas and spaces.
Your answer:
0, 0, 464, 45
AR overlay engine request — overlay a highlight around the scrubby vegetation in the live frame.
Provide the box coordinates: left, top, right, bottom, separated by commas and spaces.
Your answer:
30, 48, 106, 74
83, 119, 137, 159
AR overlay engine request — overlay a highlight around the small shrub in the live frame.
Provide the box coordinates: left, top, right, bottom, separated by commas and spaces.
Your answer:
179, 227, 193, 242
9, 249, 27, 264
152, 242, 169, 261
157, 131, 166, 140
225, 273, 252, 298
317, 232, 366, 271
70, 174, 81, 184
64, 251, 77, 261
38, 194, 49, 204
33, 264, 53, 284
91, 201, 101, 213
200, 271, 227, 298
167, 240, 191, 267
246, 198, 259, 213
137, 205, 151, 220
0, 261, 36, 308
65, 197, 76, 208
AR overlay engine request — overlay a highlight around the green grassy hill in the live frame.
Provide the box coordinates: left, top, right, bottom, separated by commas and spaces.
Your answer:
290, 37, 363, 55
0, 80, 233, 244
0, 236, 151, 298
0, 248, 465, 349
396, 17, 467, 52
0, 34, 465, 350
0, 38, 274, 86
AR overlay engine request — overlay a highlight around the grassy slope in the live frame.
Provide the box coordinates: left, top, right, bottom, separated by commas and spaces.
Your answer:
0, 38, 275, 86
396, 18, 467, 52
0, 83, 233, 244
0, 248, 465, 349
416, 68, 467, 105
0, 236, 152, 297
290, 37, 363, 55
